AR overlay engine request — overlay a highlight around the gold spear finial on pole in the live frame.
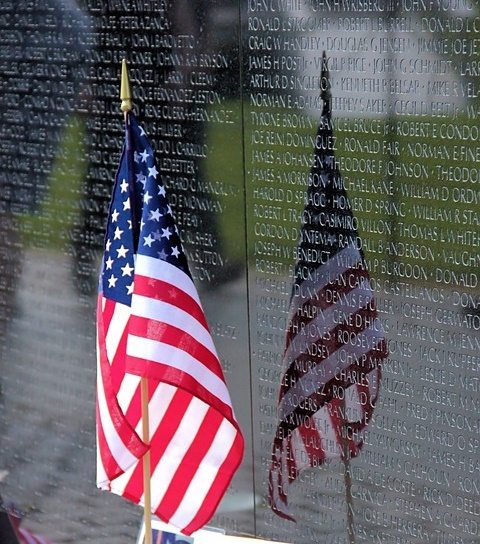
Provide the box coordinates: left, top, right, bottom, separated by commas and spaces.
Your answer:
120, 59, 133, 113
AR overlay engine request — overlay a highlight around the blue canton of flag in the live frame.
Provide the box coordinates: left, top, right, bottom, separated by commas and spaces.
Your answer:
101, 115, 189, 305
96, 112, 244, 535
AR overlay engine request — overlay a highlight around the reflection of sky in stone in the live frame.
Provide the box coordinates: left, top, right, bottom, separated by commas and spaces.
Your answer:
257, 2, 479, 117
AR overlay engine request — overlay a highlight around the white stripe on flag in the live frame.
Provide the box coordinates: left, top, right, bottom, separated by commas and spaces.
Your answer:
345, 382, 363, 423
367, 368, 380, 400
284, 284, 374, 363
150, 398, 209, 510
105, 300, 130, 363
18, 528, 47, 544
291, 427, 309, 471
96, 338, 110, 488
19, 529, 36, 544
96, 441, 109, 488
135, 255, 202, 307
168, 418, 237, 529
110, 384, 178, 499
127, 335, 231, 405
96, 355, 138, 472
279, 321, 383, 420
135, 382, 177, 439
131, 294, 217, 356
117, 373, 141, 414
322, 411, 342, 459
288, 245, 362, 318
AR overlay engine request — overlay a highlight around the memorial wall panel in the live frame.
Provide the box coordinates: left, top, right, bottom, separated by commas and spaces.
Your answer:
244, 2, 479, 543
0, 0, 478, 543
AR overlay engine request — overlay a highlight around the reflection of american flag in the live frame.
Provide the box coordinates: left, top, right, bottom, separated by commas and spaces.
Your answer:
96, 112, 244, 535
269, 55, 387, 520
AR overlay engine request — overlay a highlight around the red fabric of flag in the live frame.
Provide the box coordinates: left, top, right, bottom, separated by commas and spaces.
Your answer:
96, 112, 244, 535
268, 56, 387, 520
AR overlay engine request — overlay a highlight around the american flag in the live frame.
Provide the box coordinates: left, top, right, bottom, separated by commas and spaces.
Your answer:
268, 55, 387, 520
96, 112, 244, 535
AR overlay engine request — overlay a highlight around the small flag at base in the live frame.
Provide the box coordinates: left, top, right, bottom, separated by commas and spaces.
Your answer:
137, 519, 292, 544
0, 501, 54, 544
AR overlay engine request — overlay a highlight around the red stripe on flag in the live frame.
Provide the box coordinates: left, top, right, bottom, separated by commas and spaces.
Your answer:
328, 397, 348, 450
101, 297, 116, 332
279, 304, 380, 402
123, 378, 160, 434
277, 345, 385, 439
158, 408, 223, 519
18, 528, 50, 544
129, 316, 223, 377
299, 424, 327, 466
123, 380, 141, 431
126, 355, 234, 420
285, 267, 372, 349
97, 298, 147, 469
121, 388, 193, 504
96, 400, 123, 482
110, 327, 129, 394
182, 431, 244, 536
134, 275, 209, 330
285, 437, 298, 484
98, 346, 146, 457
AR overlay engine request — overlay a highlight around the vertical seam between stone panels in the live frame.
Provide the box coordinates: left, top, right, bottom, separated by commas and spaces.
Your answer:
237, 0, 257, 536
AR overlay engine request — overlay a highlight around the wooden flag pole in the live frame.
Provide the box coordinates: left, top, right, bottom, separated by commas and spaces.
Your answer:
120, 59, 152, 544
141, 378, 153, 544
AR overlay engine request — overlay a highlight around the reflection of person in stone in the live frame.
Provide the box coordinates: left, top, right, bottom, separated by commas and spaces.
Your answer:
76, 0, 243, 290
164, 0, 242, 284
0, 0, 89, 430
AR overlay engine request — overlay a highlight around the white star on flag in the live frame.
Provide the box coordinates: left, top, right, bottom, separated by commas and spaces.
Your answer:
161, 227, 172, 240
148, 165, 158, 178
149, 208, 161, 221
121, 263, 134, 276
116, 245, 128, 258
143, 233, 155, 247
